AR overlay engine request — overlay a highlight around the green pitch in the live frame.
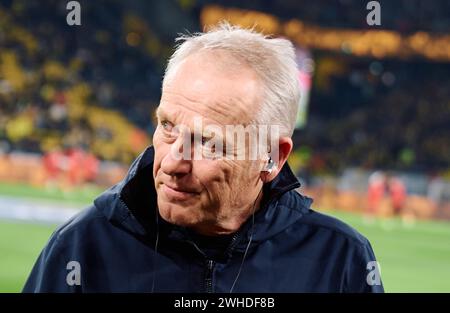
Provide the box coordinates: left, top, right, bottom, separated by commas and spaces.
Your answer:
0, 220, 57, 292
1, 205, 450, 292
0, 182, 103, 206
329, 211, 450, 292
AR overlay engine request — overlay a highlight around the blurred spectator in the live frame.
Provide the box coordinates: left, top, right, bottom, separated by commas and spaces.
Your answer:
366, 171, 387, 220
43, 147, 99, 190
388, 176, 407, 217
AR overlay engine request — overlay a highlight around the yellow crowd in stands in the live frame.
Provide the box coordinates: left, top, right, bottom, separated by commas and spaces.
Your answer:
0, 7, 151, 164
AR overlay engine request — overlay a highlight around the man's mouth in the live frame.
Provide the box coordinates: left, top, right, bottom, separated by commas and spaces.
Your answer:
161, 183, 198, 201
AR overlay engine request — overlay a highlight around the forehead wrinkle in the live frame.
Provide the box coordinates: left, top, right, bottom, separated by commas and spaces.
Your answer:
206, 97, 256, 125
162, 88, 257, 127
161, 89, 248, 127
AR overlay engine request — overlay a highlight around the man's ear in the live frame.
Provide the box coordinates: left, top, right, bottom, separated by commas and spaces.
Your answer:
260, 137, 293, 183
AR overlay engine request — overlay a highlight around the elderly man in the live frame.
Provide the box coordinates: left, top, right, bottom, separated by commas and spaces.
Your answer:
23, 24, 383, 293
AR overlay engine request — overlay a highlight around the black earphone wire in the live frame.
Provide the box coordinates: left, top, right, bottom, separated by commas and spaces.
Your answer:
229, 186, 262, 293
151, 208, 160, 293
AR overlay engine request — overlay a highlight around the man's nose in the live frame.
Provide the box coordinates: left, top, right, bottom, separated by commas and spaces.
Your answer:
161, 135, 193, 177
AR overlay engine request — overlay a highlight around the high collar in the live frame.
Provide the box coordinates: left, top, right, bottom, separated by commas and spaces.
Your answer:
94, 145, 312, 251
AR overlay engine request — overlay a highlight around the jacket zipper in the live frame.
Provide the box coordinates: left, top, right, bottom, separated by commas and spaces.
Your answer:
204, 259, 215, 293
225, 233, 240, 256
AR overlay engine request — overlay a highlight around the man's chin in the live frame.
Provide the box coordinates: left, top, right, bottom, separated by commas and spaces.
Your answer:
157, 203, 199, 228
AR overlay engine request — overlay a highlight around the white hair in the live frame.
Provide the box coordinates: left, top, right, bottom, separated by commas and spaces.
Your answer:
162, 22, 301, 137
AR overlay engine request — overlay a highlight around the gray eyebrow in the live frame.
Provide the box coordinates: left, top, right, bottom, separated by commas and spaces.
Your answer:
155, 106, 165, 120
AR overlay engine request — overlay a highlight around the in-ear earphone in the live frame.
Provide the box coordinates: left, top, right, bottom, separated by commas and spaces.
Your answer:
263, 156, 276, 174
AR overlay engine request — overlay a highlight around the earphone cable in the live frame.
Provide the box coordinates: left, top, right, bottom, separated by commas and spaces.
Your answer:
229, 186, 262, 293
151, 208, 160, 293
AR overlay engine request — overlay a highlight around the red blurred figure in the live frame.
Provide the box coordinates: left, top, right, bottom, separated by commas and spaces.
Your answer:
388, 177, 406, 216
67, 148, 99, 186
43, 148, 99, 189
366, 171, 387, 218
83, 153, 100, 182
43, 149, 66, 183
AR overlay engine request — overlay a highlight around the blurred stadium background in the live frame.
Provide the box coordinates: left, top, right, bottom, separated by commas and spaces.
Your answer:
0, 0, 449, 292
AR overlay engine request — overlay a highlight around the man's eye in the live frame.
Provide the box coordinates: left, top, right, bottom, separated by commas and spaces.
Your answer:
160, 120, 173, 132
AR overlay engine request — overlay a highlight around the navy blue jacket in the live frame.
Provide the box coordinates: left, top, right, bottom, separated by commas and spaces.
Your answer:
23, 146, 384, 293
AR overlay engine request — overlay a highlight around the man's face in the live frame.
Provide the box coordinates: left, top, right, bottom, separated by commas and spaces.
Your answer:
152, 50, 265, 236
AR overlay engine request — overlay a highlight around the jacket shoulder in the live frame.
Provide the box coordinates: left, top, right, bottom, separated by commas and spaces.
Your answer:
291, 192, 370, 247
22, 205, 106, 292
53, 204, 107, 243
